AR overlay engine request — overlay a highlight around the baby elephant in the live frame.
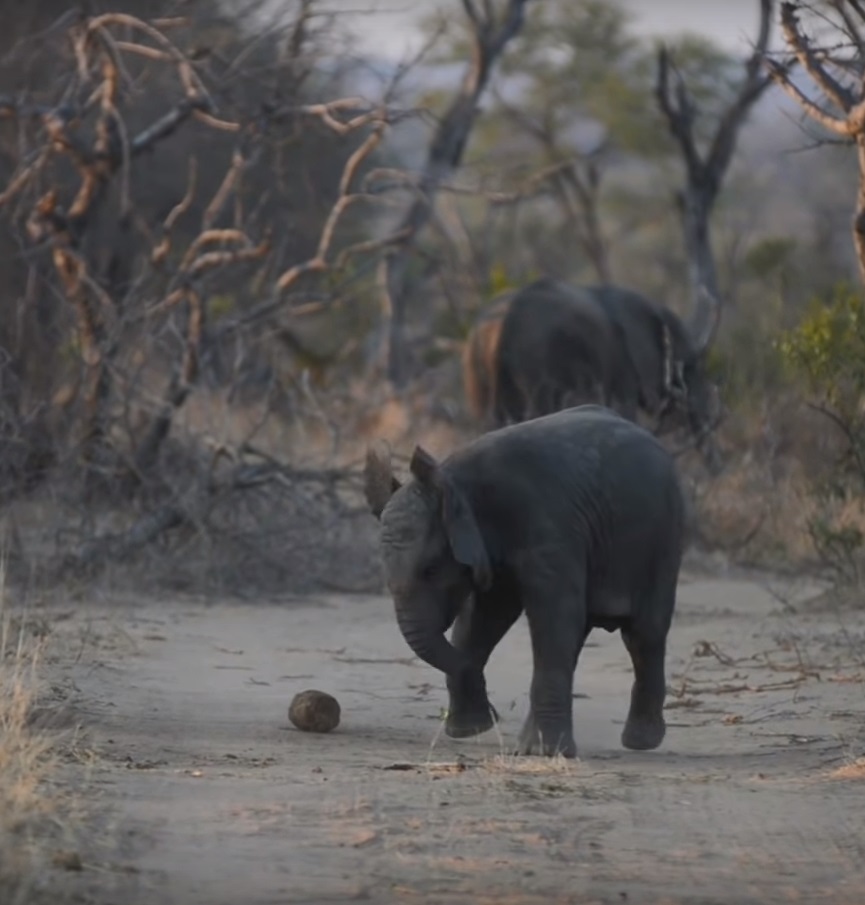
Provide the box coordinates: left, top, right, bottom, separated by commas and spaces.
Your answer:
364, 405, 686, 758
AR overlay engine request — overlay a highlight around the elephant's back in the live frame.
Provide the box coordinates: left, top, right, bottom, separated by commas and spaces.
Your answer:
449, 406, 684, 545
534, 405, 682, 509
499, 280, 609, 345
495, 281, 614, 391
461, 404, 659, 454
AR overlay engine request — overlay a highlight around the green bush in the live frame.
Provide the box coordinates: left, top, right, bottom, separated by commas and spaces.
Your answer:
711, 322, 786, 409
777, 281, 865, 582
777, 281, 865, 413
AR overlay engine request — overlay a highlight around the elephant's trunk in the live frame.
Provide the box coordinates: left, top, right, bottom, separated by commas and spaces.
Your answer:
394, 597, 470, 678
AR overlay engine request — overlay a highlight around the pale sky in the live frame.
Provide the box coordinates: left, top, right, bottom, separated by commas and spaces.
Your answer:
338, 0, 780, 61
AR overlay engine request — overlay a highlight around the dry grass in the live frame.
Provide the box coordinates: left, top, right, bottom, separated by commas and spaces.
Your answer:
691, 455, 815, 561
386, 754, 582, 778
478, 753, 581, 776
828, 757, 865, 781
0, 566, 71, 905
677, 396, 865, 572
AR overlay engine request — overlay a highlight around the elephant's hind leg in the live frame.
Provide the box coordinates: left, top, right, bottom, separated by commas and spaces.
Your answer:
620, 628, 667, 750
619, 577, 676, 751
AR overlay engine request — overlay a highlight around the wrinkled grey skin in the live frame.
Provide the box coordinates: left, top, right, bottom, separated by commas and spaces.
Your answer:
364, 406, 686, 758
467, 277, 721, 472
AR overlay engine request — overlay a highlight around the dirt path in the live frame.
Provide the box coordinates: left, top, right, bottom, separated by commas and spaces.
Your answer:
43, 571, 865, 905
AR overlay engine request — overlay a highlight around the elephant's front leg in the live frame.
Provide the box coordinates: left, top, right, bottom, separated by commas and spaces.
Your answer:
516, 582, 587, 758
445, 592, 521, 739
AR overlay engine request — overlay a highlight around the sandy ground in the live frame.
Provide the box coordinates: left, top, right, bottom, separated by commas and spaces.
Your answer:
36, 569, 865, 905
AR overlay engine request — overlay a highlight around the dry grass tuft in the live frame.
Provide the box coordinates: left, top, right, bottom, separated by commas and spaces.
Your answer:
479, 753, 582, 776
828, 757, 865, 781
0, 565, 70, 904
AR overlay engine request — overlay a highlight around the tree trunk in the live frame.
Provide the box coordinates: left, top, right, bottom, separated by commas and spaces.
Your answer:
656, 0, 775, 355
677, 182, 721, 345
377, 0, 531, 388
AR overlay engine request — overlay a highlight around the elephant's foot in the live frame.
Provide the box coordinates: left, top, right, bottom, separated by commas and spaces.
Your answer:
621, 712, 665, 751
445, 702, 498, 739
514, 713, 577, 759
445, 668, 498, 739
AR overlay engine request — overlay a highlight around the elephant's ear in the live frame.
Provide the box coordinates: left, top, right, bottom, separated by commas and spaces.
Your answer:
364, 440, 401, 519
410, 445, 492, 592
409, 445, 442, 489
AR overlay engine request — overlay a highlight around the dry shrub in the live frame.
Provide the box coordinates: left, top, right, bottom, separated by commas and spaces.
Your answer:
687, 447, 815, 566
0, 573, 70, 905
674, 385, 865, 572
0, 380, 467, 598
150, 386, 468, 596
828, 758, 865, 781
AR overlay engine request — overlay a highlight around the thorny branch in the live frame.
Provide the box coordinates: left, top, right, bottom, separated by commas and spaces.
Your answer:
274, 110, 392, 294
776, 2, 854, 111
768, 2, 865, 286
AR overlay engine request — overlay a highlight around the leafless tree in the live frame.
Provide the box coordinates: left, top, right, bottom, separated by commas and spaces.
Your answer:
1, 11, 263, 488
376, 0, 533, 388
490, 91, 612, 282
655, 0, 778, 350
0, 6, 433, 584
767, 1, 865, 286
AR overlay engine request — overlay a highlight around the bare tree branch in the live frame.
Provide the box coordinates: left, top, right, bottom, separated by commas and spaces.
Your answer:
830, 0, 865, 55
771, 2, 865, 286
766, 60, 852, 134
779, 1, 855, 111
706, 0, 780, 177
376, 0, 533, 387
656, 47, 702, 181
656, 0, 780, 355
274, 114, 390, 293
492, 84, 611, 281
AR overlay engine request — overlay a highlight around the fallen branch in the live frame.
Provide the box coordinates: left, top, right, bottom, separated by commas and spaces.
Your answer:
675, 678, 806, 696
61, 449, 367, 575
72, 503, 188, 569
693, 640, 741, 667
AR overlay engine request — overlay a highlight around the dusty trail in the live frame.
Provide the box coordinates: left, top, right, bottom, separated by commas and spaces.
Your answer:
44, 572, 865, 904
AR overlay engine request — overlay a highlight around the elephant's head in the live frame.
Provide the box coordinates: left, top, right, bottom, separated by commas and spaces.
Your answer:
657, 296, 723, 473
363, 441, 492, 683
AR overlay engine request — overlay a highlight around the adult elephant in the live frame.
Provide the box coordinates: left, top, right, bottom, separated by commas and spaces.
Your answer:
364, 405, 686, 758
462, 277, 721, 469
